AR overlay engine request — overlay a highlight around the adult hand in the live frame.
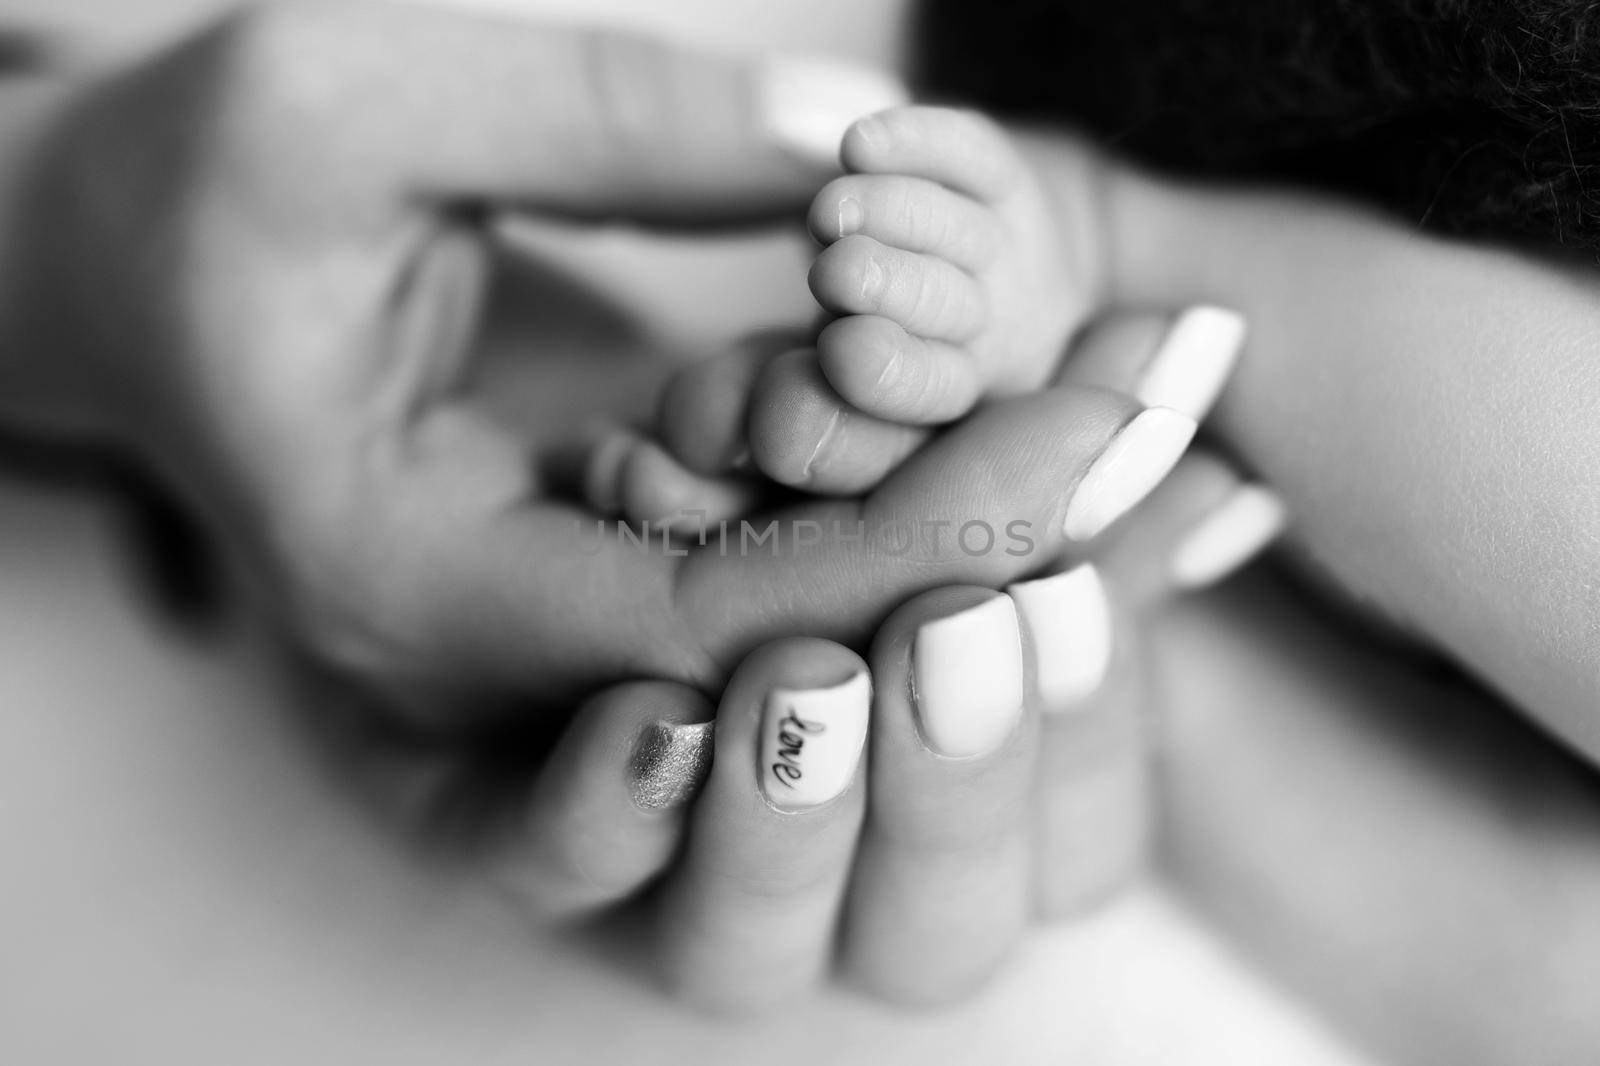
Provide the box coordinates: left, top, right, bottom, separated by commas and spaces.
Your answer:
324, 376, 1284, 1012
0, 1, 910, 722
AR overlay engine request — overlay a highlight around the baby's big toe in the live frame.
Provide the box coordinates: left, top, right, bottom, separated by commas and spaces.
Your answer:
748, 347, 928, 495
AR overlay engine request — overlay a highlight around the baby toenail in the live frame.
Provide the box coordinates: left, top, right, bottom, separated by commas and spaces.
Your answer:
850, 115, 889, 151
837, 197, 864, 238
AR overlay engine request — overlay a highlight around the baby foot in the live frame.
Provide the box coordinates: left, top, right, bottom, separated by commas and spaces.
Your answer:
805, 104, 1106, 427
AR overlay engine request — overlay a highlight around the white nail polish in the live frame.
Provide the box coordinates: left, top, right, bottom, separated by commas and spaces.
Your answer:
1008, 564, 1111, 713
1133, 306, 1248, 421
912, 595, 1025, 758
1170, 484, 1287, 590
759, 57, 909, 168
761, 671, 871, 810
1064, 407, 1197, 542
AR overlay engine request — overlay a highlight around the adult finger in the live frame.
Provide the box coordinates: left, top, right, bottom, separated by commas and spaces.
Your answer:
1006, 564, 1149, 920
241, 4, 906, 219
361, 378, 1198, 716
494, 682, 714, 923
1010, 453, 1283, 920
653, 638, 870, 1012
842, 587, 1036, 1003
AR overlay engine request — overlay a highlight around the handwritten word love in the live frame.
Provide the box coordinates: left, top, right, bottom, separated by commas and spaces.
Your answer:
770, 706, 826, 789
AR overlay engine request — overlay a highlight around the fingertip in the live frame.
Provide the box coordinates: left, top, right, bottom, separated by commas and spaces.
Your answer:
499, 680, 714, 921
655, 635, 869, 1012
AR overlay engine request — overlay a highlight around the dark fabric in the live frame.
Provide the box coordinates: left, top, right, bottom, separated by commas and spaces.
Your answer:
914, 0, 1600, 255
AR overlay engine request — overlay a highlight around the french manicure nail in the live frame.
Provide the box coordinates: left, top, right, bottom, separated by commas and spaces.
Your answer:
629, 719, 715, 812
1170, 484, 1287, 590
1008, 564, 1112, 713
1134, 306, 1248, 421
1063, 407, 1197, 542
761, 671, 871, 810
912, 595, 1025, 758
759, 57, 909, 168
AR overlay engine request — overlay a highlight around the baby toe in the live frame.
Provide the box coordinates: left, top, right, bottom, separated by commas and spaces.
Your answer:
841, 105, 1026, 204
748, 347, 928, 494
817, 315, 981, 424
809, 173, 1001, 273
658, 347, 767, 475
810, 234, 987, 342
618, 440, 764, 532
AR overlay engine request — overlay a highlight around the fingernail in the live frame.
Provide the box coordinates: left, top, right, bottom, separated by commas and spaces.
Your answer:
1170, 484, 1287, 590
1008, 564, 1111, 713
760, 57, 909, 168
1133, 306, 1248, 420
629, 719, 715, 812
1063, 407, 1197, 542
912, 595, 1025, 758
761, 671, 871, 810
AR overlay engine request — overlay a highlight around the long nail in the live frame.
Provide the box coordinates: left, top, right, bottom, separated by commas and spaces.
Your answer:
1063, 407, 1196, 542
629, 719, 715, 812
912, 595, 1025, 758
1134, 306, 1247, 421
760, 671, 871, 810
1008, 564, 1112, 713
1170, 484, 1287, 590
760, 57, 909, 168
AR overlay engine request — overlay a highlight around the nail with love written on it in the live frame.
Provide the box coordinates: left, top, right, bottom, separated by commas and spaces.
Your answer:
760, 673, 871, 810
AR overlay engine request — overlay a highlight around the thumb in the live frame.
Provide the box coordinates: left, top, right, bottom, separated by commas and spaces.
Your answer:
325, 4, 906, 220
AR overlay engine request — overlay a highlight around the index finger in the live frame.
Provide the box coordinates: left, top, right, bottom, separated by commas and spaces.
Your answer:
377, 383, 1195, 714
